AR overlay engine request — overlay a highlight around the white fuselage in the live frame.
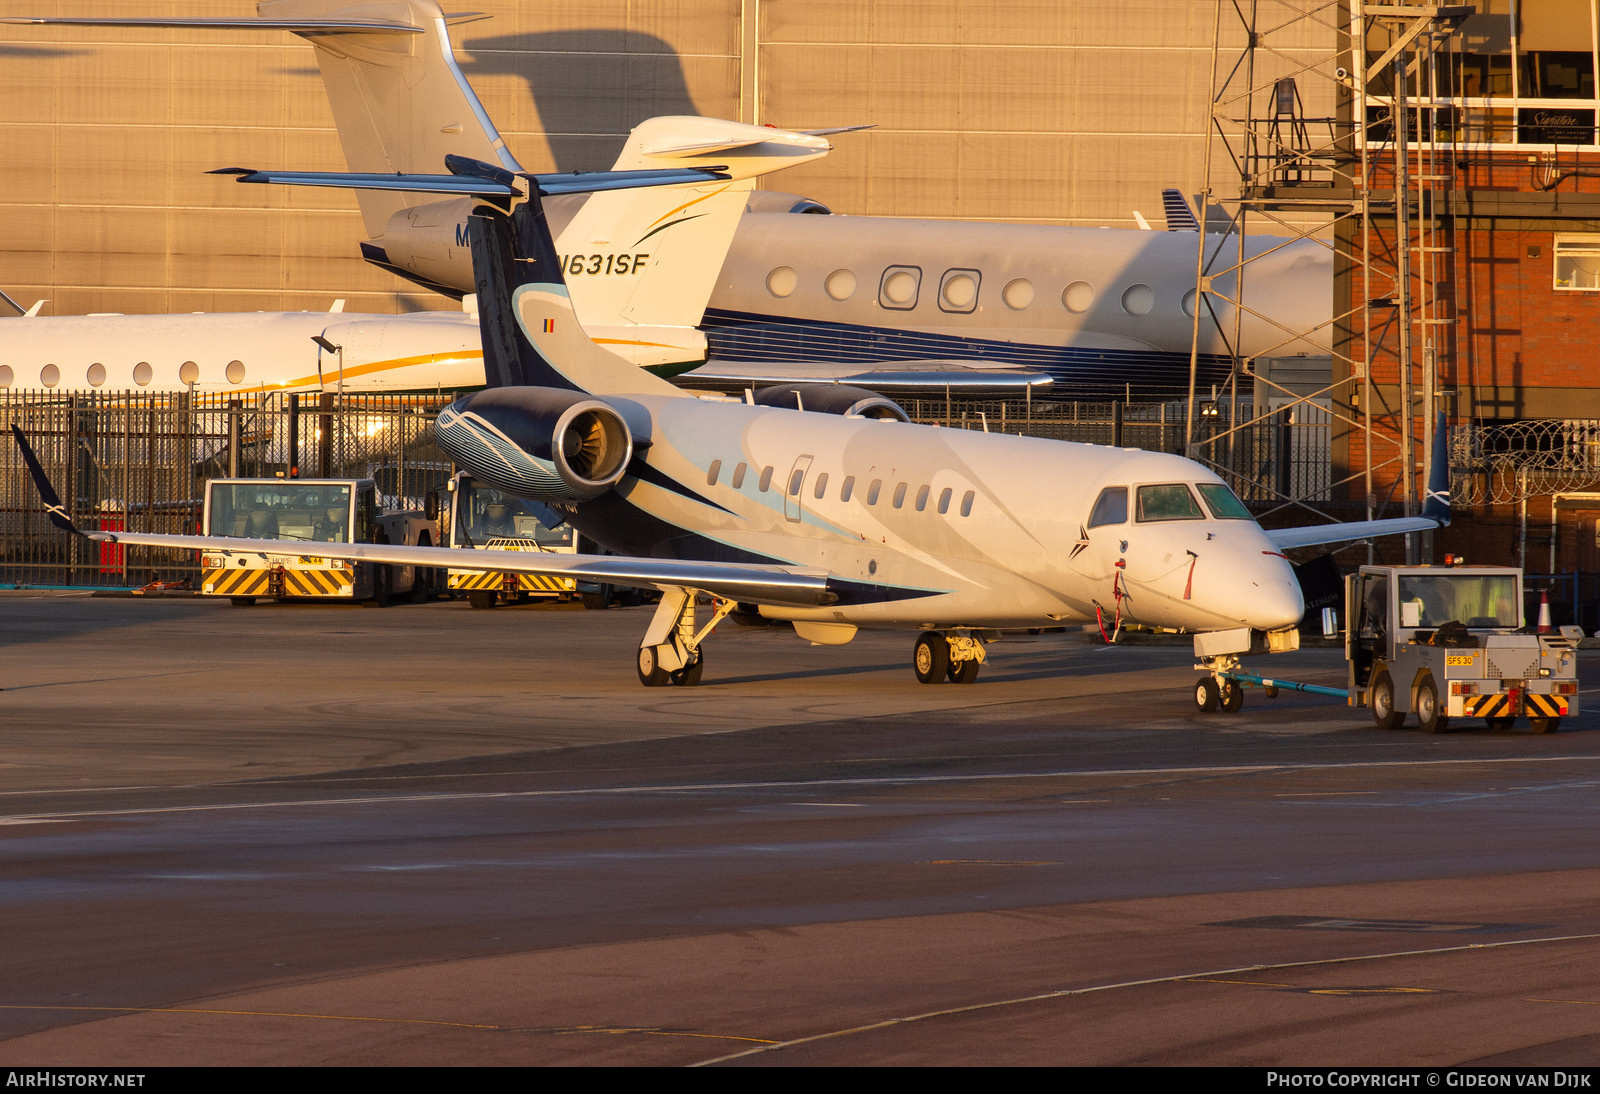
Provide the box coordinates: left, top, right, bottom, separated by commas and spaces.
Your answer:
0, 309, 482, 395
487, 392, 1307, 634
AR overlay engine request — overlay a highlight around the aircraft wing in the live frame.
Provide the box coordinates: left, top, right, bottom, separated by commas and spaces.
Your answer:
1265, 516, 1444, 551
109, 531, 835, 607
1264, 412, 1451, 551
10, 426, 833, 608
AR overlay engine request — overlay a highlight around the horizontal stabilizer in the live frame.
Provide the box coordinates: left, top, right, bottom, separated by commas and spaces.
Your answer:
214, 166, 730, 198
0, 16, 419, 33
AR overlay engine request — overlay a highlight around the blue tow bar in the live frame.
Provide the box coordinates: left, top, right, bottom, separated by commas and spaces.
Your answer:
1216, 669, 1350, 701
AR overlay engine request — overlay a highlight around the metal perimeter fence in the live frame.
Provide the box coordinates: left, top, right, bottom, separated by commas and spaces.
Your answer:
1, 391, 457, 587
1, 390, 1333, 587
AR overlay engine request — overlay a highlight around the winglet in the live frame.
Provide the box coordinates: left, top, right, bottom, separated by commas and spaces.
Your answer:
1421, 410, 1451, 526
9, 425, 93, 538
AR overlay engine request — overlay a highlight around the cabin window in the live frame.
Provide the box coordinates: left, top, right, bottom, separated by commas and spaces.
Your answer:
706, 459, 721, 486
788, 468, 804, 496
915, 485, 930, 511
960, 490, 975, 516
867, 479, 882, 505
132, 362, 152, 387
0, 365, 11, 388
1196, 482, 1253, 520
1063, 280, 1094, 313
878, 266, 922, 310
840, 476, 855, 502
1088, 487, 1128, 527
1002, 278, 1034, 310
226, 360, 246, 385
825, 269, 857, 301
937, 487, 953, 514
179, 361, 199, 385
766, 266, 798, 297
86, 363, 106, 388
1136, 483, 1204, 522
813, 472, 829, 500
39, 364, 58, 388
1121, 284, 1155, 316
938, 269, 980, 313
732, 462, 747, 489
893, 482, 908, 509
759, 466, 774, 492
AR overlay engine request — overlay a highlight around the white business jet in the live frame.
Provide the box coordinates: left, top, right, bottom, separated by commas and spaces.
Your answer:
0, 113, 831, 394
14, 160, 1443, 695
3, 0, 1328, 396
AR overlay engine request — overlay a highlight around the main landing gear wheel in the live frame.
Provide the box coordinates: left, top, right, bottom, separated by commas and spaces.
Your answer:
1370, 669, 1404, 731
637, 645, 672, 687
947, 659, 981, 685
1221, 682, 1244, 713
1416, 674, 1449, 734
670, 652, 704, 687
913, 631, 950, 684
1195, 677, 1220, 713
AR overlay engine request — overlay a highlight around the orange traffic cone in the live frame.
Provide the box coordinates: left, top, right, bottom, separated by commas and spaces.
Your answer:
1537, 589, 1552, 633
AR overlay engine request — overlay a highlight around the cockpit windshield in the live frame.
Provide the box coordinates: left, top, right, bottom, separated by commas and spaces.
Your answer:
1135, 483, 1204, 522
1195, 482, 1253, 520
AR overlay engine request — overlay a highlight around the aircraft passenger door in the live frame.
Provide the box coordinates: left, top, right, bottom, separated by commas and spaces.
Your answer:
785, 455, 813, 522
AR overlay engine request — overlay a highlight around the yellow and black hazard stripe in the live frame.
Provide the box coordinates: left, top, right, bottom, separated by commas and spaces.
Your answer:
449, 570, 575, 593
283, 568, 355, 597
1464, 693, 1516, 718
1525, 693, 1570, 719
203, 568, 270, 597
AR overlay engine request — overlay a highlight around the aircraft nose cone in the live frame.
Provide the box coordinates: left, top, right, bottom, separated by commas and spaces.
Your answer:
1238, 563, 1305, 630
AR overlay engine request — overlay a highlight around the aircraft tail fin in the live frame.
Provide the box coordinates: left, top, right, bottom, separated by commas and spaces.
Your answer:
558, 118, 833, 367
260, 0, 520, 237
3, 0, 520, 240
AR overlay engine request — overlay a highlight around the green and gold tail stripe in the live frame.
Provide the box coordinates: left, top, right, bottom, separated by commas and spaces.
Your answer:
283, 569, 355, 597
1526, 693, 1569, 718
203, 568, 270, 597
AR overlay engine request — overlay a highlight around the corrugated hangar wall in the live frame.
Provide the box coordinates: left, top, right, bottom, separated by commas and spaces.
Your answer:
0, 1, 1318, 318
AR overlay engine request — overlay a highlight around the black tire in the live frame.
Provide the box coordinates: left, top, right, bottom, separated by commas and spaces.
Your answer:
947, 659, 981, 685
636, 645, 671, 687
581, 585, 614, 611
1221, 682, 1244, 713
913, 631, 950, 684
1195, 677, 1220, 713
1531, 716, 1561, 734
1417, 674, 1449, 734
670, 651, 704, 687
229, 596, 256, 607
1484, 716, 1516, 731
1370, 669, 1404, 731
362, 564, 390, 608
467, 590, 497, 610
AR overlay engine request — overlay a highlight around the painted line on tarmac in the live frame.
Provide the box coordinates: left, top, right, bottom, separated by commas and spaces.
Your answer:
688, 930, 1600, 1065
2, 753, 1600, 824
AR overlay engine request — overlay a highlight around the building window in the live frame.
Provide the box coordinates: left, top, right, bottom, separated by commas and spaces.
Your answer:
1555, 233, 1600, 289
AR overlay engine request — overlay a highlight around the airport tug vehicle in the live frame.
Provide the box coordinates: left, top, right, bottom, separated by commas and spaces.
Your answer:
1196, 562, 1580, 732
199, 478, 437, 606
439, 471, 586, 608
1344, 564, 1579, 733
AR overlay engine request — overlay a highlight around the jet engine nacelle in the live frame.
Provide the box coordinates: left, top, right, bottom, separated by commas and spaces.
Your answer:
436, 387, 634, 503
753, 383, 910, 422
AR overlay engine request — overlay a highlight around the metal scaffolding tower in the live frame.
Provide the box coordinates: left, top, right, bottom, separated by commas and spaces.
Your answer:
1191, 0, 1468, 562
